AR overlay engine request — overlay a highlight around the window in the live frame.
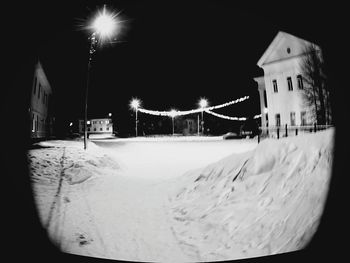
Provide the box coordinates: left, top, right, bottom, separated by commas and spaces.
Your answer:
275, 113, 281, 127
297, 75, 303, 89
33, 77, 37, 94
301, 111, 307, 126
272, 79, 278, 93
32, 114, 35, 132
290, 112, 296, 126
100, 128, 103, 131
106, 127, 109, 131
263, 90, 268, 107
287, 77, 293, 91
87, 128, 90, 131
94, 128, 97, 131
38, 84, 41, 99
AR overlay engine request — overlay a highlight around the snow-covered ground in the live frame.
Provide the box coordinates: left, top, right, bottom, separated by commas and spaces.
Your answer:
28, 129, 334, 262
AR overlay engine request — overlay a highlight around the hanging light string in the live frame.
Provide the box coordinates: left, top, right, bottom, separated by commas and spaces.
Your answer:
137, 96, 250, 117
204, 110, 261, 121
204, 110, 247, 121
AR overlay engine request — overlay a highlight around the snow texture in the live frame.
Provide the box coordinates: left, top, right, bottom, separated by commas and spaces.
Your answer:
28, 129, 334, 262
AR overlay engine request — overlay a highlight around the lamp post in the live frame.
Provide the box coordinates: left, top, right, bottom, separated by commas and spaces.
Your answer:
170, 109, 177, 135
84, 5, 121, 150
199, 98, 208, 135
130, 99, 141, 137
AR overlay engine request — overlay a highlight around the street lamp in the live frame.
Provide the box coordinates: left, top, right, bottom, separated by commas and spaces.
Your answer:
198, 98, 208, 135
170, 109, 177, 135
83, 5, 122, 150
130, 98, 141, 137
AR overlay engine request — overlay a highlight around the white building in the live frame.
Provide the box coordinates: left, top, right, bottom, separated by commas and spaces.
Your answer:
255, 31, 319, 130
79, 118, 113, 135
29, 61, 54, 139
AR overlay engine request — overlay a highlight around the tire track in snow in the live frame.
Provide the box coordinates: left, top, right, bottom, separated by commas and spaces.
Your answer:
45, 147, 66, 230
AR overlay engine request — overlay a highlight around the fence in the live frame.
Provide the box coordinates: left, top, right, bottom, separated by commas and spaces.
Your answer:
257, 124, 333, 143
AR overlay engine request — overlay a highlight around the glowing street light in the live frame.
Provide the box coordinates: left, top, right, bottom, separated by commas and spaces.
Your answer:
199, 98, 208, 109
130, 98, 141, 137
83, 5, 123, 150
198, 98, 208, 135
170, 109, 177, 135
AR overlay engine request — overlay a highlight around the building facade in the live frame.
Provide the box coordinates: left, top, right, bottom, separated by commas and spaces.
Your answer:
174, 115, 200, 135
255, 31, 318, 130
79, 118, 113, 135
29, 61, 54, 139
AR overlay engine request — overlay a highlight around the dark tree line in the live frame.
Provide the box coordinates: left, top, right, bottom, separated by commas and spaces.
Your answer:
301, 44, 332, 125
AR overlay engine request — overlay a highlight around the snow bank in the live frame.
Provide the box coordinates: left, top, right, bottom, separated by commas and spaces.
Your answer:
96, 135, 225, 142
169, 128, 335, 261
28, 140, 121, 227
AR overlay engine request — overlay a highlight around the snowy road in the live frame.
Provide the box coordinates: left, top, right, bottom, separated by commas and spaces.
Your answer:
93, 139, 258, 180
30, 138, 258, 262
29, 131, 334, 261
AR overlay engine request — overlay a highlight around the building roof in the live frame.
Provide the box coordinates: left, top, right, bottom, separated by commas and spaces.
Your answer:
36, 61, 52, 93
257, 31, 317, 67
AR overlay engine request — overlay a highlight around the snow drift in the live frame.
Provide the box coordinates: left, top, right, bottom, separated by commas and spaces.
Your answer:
168, 128, 335, 261
28, 141, 121, 228
28, 129, 334, 262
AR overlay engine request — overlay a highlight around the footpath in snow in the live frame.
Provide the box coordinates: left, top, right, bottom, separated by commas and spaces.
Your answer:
28, 129, 334, 262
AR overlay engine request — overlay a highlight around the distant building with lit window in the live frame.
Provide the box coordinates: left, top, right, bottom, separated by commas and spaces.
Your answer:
255, 31, 319, 130
78, 118, 113, 135
29, 61, 54, 139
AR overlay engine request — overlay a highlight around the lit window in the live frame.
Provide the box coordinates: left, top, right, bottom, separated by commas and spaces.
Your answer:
272, 80, 278, 93
287, 77, 293, 91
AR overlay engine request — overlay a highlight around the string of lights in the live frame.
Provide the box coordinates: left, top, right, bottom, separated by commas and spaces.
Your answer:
204, 110, 262, 121
137, 96, 250, 117
204, 110, 247, 121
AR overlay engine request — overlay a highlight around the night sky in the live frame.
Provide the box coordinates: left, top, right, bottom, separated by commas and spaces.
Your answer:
7, 0, 341, 136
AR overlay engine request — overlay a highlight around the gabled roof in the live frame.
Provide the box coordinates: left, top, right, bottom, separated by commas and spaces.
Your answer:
35, 60, 52, 93
257, 31, 316, 67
